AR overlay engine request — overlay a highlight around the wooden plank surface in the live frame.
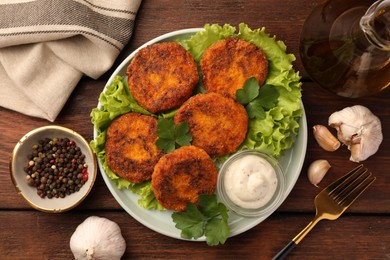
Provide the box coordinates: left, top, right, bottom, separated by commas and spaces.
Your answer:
0, 0, 389, 259
0, 211, 388, 259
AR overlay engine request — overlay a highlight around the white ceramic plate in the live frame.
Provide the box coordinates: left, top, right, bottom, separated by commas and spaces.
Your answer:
94, 29, 308, 240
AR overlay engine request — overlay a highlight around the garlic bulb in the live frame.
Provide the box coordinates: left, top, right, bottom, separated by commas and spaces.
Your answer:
70, 216, 126, 260
328, 105, 383, 162
308, 159, 331, 187
313, 125, 341, 151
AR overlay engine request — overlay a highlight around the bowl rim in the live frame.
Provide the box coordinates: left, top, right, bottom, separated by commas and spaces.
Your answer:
217, 149, 286, 217
9, 125, 97, 213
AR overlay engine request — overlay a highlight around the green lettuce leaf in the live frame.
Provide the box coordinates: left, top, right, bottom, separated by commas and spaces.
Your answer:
90, 23, 303, 214
182, 24, 236, 62
90, 75, 163, 210
130, 182, 166, 210
182, 23, 302, 157
91, 75, 153, 133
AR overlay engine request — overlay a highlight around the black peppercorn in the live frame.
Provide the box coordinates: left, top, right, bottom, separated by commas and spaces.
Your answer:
24, 137, 89, 199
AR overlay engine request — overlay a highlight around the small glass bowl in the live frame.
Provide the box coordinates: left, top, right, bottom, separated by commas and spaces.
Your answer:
217, 149, 285, 217
9, 126, 97, 213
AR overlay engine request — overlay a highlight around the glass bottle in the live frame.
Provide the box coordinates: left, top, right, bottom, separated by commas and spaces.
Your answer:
300, 0, 390, 98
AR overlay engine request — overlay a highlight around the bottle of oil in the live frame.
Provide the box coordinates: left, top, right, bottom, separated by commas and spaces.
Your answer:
300, 0, 390, 98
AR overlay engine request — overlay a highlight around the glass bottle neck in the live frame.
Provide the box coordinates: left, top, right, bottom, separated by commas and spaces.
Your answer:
360, 0, 390, 51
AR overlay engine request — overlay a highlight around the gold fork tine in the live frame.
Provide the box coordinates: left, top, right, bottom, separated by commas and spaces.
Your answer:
337, 174, 376, 207
326, 164, 364, 194
272, 164, 375, 260
329, 165, 370, 203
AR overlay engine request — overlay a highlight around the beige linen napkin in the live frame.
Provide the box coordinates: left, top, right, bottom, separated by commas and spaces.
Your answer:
0, 0, 142, 121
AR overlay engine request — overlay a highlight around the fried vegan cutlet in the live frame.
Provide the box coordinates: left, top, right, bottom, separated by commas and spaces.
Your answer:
126, 42, 199, 113
151, 146, 218, 212
105, 112, 164, 183
200, 37, 268, 100
174, 92, 248, 158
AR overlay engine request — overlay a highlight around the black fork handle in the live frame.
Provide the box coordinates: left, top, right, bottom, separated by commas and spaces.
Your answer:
272, 241, 297, 260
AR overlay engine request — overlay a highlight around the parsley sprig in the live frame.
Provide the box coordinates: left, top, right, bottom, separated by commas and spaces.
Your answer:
236, 77, 279, 119
172, 194, 230, 246
155, 118, 192, 153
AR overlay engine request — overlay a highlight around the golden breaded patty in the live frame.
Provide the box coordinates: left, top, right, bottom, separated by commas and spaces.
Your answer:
105, 112, 164, 183
200, 37, 268, 100
126, 42, 199, 113
174, 93, 248, 157
152, 146, 218, 212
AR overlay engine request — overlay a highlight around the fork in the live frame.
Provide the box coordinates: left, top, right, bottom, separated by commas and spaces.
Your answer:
272, 164, 376, 260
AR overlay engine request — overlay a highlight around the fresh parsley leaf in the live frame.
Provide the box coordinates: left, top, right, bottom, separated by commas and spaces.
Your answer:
156, 118, 192, 153
237, 78, 279, 119
172, 203, 205, 240
217, 202, 229, 221
246, 98, 266, 119
236, 77, 259, 104
257, 84, 280, 109
156, 118, 175, 139
172, 194, 230, 246
198, 192, 221, 218
175, 122, 192, 146
198, 195, 230, 246
205, 216, 230, 246
155, 138, 175, 153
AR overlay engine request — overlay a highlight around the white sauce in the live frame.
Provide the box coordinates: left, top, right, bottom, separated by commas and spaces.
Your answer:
224, 154, 278, 209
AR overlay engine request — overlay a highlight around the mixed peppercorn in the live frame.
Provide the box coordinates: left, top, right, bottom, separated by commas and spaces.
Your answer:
24, 137, 88, 199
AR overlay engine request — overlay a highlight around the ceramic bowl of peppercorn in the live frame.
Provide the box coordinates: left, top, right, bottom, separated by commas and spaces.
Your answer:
9, 125, 97, 213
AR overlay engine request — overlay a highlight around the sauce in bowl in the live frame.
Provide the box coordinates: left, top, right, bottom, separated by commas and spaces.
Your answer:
224, 154, 278, 209
217, 150, 285, 217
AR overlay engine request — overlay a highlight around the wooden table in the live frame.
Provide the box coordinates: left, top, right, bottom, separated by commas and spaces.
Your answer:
1, 0, 389, 259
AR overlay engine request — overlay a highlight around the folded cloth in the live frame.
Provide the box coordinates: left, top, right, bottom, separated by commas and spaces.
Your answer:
0, 0, 142, 121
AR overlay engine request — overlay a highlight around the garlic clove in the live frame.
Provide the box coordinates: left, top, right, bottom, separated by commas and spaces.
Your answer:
328, 105, 383, 162
308, 159, 331, 187
313, 125, 341, 152
350, 143, 362, 162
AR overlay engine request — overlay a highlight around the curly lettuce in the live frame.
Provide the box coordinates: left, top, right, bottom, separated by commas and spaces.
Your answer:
183, 23, 302, 157
90, 23, 302, 210
91, 76, 162, 210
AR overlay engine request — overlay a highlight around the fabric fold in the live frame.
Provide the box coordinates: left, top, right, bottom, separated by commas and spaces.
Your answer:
0, 0, 142, 121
